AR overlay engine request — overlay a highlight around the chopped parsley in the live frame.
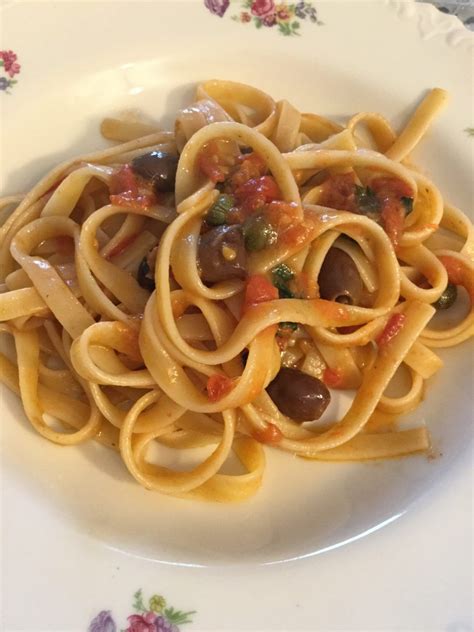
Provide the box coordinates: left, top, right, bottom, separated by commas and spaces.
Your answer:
271, 264, 295, 299
279, 321, 298, 331
274, 281, 294, 299
354, 185, 381, 215
272, 263, 294, 281
401, 196, 414, 214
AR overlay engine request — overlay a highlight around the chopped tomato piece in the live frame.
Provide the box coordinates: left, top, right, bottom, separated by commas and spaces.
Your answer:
438, 255, 474, 301
109, 164, 156, 210
110, 164, 139, 196
253, 423, 283, 444
230, 152, 267, 189
376, 313, 406, 347
370, 177, 413, 200
198, 141, 230, 183
380, 197, 405, 250
323, 367, 344, 388
438, 255, 464, 287
279, 223, 312, 248
370, 177, 414, 250
106, 233, 138, 259
318, 173, 357, 212
266, 201, 311, 248
237, 151, 266, 169
265, 200, 300, 231
243, 275, 278, 313
235, 176, 281, 212
110, 192, 155, 211
207, 374, 234, 402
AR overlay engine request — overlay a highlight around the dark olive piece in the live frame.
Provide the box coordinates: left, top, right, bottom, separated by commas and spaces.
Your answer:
198, 225, 247, 284
131, 151, 178, 194
318, 247, 363, 305
137, 257, 155, 292
433, 282, 458, 310
267, 367, 331, 422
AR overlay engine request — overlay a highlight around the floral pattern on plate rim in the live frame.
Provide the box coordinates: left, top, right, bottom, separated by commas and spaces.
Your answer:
88, 590, 196, 632
0, 50, 21, 93
204, 0, 323, 36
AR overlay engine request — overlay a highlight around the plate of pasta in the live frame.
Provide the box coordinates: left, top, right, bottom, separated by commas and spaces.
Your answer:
1, 1, 473, 630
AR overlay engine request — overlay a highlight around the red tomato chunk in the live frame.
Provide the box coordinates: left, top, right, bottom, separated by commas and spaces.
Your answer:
376, 313, 406, 347
243, 275, 279, 312
207, 374, 234, 402
253, 423, 283, 444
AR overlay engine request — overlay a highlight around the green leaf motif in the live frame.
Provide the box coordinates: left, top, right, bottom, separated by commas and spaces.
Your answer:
132, 589, 147, 613
164, 606, 196, 625
278, 22, 291, 35
255, 18, 262, 28
465, 127, 474, 137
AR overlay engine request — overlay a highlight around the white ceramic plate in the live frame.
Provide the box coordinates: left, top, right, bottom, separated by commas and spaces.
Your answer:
1, 1, 473, 630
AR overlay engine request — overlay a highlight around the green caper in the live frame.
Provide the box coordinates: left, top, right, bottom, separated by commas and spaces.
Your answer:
206, 194, 235, 226
243, 215, 277, 252
433, 282, 458, 310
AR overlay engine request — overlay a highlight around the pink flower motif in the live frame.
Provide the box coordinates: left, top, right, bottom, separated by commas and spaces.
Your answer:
250, 0, 275, 18
0, 50, 21, 78
126, 612, 157, 632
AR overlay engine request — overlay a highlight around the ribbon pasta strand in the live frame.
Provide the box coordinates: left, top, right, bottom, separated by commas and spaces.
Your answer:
0, 81, 471, 502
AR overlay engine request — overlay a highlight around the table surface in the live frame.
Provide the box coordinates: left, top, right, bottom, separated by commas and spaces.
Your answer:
421, 0, 474, 28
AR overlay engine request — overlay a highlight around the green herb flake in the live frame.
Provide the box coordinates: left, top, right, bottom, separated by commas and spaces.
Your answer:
401, 196, 414, 215
355, 185, 380, 215
273, 277, 294, 299
272, 263, 294, 281
279, 321, 298, 331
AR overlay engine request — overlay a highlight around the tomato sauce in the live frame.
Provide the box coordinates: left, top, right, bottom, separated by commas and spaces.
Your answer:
438, 255, 474, 302
253, 423, 283, 444
376, 313, 406, 347
206, 374, 234, 402
109, 164, 156, 210
242, 275, 279, 313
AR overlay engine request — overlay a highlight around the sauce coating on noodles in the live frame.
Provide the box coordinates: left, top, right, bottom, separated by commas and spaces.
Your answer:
0, 81, 472, 502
